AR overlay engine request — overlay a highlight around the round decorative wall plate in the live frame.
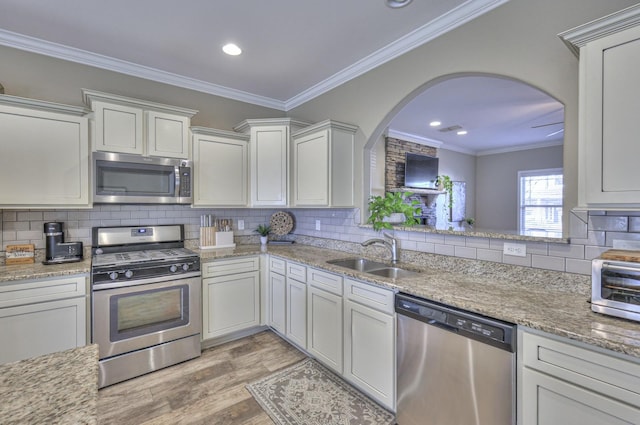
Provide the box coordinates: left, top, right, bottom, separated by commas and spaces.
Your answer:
270, 211, 295, 235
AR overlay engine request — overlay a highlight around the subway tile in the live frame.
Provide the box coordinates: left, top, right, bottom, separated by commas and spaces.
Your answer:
476, 249, 502, 263
415, 242, 435, 253
454, 246, 476, 259
548, 243, 584, 259
502, 253, 531, 267
17, 211, 43, 221
525, 242, 548, 256
585, 246, 609, 260
569, 230, 606, 247
425, 234, 445, 244
571, 209, 589, 223
43, 211, 69, 221
434, 244, 455, 256
3, 211, 16, 221
3, 221, 30, 231
569, 213, 588, 239
532, 255, 565, 272
444, 235, 466, 246
606, 232, 640, 247
588, 215, 628, 232
399, 240, 417, 251
17, 230, 42, 240
2, 231, 17, 241
565, 258, 591, 275
466, 237, 490, 249
629, 217, 640, 232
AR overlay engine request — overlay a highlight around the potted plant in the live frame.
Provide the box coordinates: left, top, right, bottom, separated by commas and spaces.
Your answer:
255, 224, 271, 245
463, 217, 475, 229
436, 175, 454, 211
367, 191, 421, 231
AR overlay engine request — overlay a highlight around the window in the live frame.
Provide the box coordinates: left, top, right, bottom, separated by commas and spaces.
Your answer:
518, 168, 563, 237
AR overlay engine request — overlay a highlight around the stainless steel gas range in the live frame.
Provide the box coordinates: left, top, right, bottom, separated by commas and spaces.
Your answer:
91, 224, 201, 388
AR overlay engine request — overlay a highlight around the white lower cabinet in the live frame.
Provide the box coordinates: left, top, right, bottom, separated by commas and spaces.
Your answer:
0, 275, 87, 364
343, 278, 395, 411
268, 271, 286, 334
519, 329, 640, 425
286, 277, 307, 349
202, 256, 260, 340
307, 268, 343, 374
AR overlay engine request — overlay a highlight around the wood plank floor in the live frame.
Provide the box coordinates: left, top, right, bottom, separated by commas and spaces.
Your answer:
97, 331, 306, 425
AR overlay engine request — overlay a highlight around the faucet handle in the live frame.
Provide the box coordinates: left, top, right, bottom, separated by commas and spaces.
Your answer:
382, 231, 395, 240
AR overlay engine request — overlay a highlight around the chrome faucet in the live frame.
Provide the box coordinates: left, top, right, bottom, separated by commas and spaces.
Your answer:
361, 232, 398, 264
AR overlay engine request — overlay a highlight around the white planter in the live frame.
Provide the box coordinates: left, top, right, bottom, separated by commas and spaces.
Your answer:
260, 236, 268, 245
383, 213, 406, 224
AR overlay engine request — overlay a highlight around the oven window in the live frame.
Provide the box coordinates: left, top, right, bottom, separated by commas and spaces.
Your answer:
601, 268, 640, 306
110, 285, 190, 341
96, 160, 176, 197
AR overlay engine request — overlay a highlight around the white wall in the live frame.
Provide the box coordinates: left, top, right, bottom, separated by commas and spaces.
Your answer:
476, 145, 563, 231
437, 148, 476, 225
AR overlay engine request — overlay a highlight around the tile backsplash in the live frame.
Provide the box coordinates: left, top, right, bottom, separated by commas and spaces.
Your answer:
1, 206, 638, 276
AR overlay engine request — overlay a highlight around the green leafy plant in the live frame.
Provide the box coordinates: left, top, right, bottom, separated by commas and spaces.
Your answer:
255, 224, 271, 236
464, 217, 475, 226
436, 175, 454, 210
367, 191, 421, 231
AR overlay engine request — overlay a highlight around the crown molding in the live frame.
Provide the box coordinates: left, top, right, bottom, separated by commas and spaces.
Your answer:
285, 0, 509, 109
558, 3, 640, 57
0, 93, 89, 116
386, 129, 443, 148
476, 139, 563, 156
0, 0, 508, 111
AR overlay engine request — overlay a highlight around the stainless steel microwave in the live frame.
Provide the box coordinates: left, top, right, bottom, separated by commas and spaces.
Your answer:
592, 258, 640, 322
93, 152, 192, 204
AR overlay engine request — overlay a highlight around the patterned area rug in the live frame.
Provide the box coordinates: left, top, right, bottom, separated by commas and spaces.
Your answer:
246, 358, 395, 425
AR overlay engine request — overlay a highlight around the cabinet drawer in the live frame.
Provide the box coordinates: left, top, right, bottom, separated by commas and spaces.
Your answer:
202, 256, 259, 278
308, 267, 342, 295
344, 278, 394, 315
286, 261, 307, 282
0, 275, 87, 309
269, 257, 286, 275
521, 330, 640, 406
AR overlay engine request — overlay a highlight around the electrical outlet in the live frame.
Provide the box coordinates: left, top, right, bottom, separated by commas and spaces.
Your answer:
315, 220, 321, 231
503, 242, 526, 257
238, 220, 245, 230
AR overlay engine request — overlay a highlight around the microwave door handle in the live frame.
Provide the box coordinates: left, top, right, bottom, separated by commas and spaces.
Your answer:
175, 166, 180, 195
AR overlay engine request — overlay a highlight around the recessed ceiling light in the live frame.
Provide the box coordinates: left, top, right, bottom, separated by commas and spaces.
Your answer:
222, 43, 242, 56
429, 121, 441, 127
457, 130, 468, 135
385, 0, 413, 8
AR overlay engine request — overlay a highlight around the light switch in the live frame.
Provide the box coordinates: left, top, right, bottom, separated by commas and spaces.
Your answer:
503, 242, 526, 257
238, 220, 245, 230
315, 220, 321, 231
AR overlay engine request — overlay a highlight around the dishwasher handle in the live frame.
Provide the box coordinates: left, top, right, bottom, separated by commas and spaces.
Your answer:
395, 293, 516, 352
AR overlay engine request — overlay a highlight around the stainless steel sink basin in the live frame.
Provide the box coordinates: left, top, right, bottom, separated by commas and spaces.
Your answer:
326, 258, 388, 272
326, 258, 420, 279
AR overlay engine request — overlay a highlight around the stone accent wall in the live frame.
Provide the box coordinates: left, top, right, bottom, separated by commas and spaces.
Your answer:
385, 137, 437, 192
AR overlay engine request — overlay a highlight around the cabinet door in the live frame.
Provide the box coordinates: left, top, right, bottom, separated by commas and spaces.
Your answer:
344, 299, 395, 410
147, 111, 190, 159
93, 100, 144, 154
307, 285, 343, 373
202, 271, 260, 340
293, 130, 329, 206
0, 105, 89, 207
251, 125, 288, 206
0, 297, 86, 364
521, 368, 640, 425
268, 272, 286, 334
582, 25, 640, 206
193, 134, 248, 206
286, 277, 306, 349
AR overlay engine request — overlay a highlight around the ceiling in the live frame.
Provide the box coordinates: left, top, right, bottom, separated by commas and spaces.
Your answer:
0, 0, 560, 153
388, 75, 565, 155
0, 0, 507, 110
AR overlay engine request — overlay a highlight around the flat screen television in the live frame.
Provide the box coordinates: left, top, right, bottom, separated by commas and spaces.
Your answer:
404, 153, 439, 189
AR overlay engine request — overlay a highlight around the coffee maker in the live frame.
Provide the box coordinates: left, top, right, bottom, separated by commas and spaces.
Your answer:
43, 222, 83, 265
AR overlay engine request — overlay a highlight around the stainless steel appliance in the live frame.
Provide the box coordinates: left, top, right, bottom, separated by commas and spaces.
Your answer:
43, 222, 83, 264
396, 293, 516, 425
592, 257, 640, 322
91, 224, 201, 388
93, 151, 192, 204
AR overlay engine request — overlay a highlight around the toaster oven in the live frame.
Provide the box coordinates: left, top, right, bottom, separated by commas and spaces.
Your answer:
592, 258, 640, 322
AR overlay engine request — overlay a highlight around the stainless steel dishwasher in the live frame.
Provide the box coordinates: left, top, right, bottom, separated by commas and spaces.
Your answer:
395, 293, 516, 425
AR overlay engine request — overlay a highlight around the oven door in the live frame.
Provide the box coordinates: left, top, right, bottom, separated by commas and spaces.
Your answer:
92, 276, 201, 359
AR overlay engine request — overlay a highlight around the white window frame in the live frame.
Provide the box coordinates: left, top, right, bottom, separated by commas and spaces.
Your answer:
517, 168, 563, 236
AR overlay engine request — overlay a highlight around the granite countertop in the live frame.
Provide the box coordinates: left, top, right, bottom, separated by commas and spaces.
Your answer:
217, 244, 640, 359
0, 257, 91, 283
0, 344, 98, 424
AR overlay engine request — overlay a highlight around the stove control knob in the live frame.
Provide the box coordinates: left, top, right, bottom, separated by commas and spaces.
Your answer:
109, 272, 119, 280
182, 263, 190, 271
170, 265, 178, 273
125, 270, 134, 279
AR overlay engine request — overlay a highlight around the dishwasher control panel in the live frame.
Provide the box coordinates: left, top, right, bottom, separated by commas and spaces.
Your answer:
448, 316, 505, 342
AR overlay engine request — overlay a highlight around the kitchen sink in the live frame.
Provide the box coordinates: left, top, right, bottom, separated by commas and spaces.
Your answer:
326, 258, 420, 279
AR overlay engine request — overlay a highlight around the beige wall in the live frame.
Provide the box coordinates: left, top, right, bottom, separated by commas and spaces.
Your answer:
287, 0, 638, 227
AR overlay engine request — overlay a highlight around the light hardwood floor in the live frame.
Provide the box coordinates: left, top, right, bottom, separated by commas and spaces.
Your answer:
97, 331, 306, 425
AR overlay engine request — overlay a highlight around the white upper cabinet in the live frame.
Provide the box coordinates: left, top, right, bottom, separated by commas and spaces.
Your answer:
234, 118, 309, 207
83, 89, 197, 159
291, 120, 358, 207
560, 5, 640, 208
0, 95, 90, 208
191, 126, 249, 207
